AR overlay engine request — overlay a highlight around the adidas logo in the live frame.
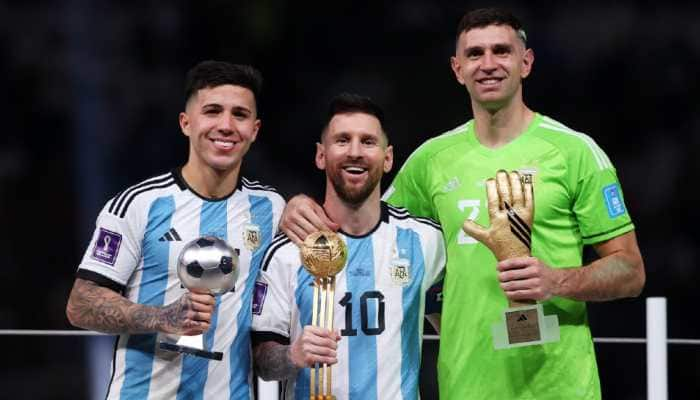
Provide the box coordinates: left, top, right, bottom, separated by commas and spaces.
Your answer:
158, 228, 182, 242
517, 314, 528, 322
442, 177, 460, 193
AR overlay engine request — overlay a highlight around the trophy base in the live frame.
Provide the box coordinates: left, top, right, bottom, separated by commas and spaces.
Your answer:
491, 303, 560, 350
310, 396, 336, 400
159, 342, 223, 361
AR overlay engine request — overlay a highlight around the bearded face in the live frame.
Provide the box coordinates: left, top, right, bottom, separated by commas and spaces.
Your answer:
327, 152, 384, 205
316, 112, 393, 207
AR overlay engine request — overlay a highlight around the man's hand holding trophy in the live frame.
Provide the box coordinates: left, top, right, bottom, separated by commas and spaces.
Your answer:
159, 236, 239, 360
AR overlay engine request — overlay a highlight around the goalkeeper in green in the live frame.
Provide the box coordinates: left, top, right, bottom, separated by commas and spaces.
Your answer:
279, 7, 645, 400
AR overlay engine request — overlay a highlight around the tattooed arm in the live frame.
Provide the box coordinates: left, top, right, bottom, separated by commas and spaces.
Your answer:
253, 326, 340, 381
66, 278, 215, 335
253, 341, 300, 381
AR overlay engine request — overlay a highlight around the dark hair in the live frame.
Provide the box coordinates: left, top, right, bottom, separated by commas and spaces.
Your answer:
183, 60, 263, 106
456, 8, 527, 45
322, 92, 387, 141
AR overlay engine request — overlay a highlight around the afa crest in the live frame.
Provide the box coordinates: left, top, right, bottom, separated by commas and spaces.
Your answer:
390, 258, 411, 286
243, 223, 261, 251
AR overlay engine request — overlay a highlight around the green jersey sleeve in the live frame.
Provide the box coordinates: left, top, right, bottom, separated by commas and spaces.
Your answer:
571, 142, 635, 245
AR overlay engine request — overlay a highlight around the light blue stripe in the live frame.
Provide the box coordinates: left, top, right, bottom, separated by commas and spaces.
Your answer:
229, 195, 273, 399
120, 196, 174, 399
294, 267, 315, 399
346, 237, 377, 400
397, 227, 425, 400
177, 200, 228, 400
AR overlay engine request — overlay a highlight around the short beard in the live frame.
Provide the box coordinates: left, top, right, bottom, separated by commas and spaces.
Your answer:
329, 171, 380, 208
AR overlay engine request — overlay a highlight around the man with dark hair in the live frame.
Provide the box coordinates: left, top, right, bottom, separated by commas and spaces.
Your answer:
251, 93, 445, 399
66, 60, 285, 399
184, 61, 263, 106
280, 8, 644, 400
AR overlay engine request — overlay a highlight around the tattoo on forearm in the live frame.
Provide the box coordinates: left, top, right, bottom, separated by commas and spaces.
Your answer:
586, 255, 634, 300
67, 279, 190, 334
159, 296, 195, 332
254, 342, 299, 381
565, 254, 639, 302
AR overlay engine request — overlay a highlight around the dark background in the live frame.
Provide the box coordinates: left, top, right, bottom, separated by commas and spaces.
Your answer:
1, 1, 699, 399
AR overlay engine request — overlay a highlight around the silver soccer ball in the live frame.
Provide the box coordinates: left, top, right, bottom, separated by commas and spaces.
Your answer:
177, 236, 239, 295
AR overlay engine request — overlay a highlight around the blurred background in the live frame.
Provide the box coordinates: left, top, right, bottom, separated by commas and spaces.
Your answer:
1, 0, 699, 399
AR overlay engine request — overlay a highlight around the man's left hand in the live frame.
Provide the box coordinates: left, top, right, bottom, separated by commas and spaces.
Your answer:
497, 256, 562, 302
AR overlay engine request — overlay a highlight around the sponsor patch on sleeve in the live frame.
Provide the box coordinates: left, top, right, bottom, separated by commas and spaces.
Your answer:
91, 228, 122, 266
603, 184, 626, 218
252, 281, 268, 315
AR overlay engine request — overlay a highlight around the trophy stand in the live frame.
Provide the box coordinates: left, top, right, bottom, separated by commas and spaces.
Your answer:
491, 298, 560, 350
160, 333, 223, 361
300, 231, 347, 400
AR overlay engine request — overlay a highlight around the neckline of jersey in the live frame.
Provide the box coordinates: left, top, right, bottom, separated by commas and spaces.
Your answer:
172, 167, 242, 202
465, 112, 542, 158
337, 201, 390, 239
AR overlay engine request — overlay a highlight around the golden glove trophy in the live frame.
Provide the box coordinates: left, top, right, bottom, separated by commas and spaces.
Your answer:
462, 170, 559, 350
300, 231, 348, 400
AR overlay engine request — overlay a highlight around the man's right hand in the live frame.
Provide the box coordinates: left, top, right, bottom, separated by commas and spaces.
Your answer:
288, 326, 341, 368
280, 194, 339, 245
160, 288, 216, 336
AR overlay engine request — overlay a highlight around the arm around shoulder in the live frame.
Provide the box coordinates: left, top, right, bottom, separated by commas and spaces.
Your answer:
279, 194, 338, 244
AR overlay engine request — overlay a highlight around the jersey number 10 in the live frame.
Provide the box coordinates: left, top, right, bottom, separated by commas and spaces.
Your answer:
339, 291, 385, 336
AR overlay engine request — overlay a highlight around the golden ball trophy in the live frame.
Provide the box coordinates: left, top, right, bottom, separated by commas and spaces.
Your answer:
300, 230, 348, 400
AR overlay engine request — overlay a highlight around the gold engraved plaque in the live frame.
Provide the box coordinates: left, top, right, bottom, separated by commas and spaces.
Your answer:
300, 231, 348, 399
505, 308, 541, 344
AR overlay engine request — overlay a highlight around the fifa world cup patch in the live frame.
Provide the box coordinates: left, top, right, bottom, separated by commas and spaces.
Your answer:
390, 258, 411, 286
91, 228, 122, 266
603, 184, 626, 218
252, 281, 268, 315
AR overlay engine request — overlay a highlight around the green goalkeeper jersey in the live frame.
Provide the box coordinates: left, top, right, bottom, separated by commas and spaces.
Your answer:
385, 113, 634, 400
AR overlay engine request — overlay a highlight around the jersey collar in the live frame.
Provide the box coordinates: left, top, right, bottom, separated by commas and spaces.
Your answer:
467, 112, 543, 157
338, 201, 390, 239
172, 166, 242, 202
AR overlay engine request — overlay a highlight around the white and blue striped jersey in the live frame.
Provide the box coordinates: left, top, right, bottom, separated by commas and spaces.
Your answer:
252, 202, 445, 400
76, 168, 285, 400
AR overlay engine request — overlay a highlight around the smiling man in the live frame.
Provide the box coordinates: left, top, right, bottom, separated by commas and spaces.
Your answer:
382, 8, 645, 400
66, 60, 285, 399
279, 8, 645, 400
252, 93, 445, 399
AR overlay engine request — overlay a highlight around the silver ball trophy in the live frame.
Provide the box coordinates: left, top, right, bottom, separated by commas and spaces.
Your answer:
159, 236, 239, 360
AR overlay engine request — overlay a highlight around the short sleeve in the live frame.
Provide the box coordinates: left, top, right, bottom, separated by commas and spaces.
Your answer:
573, 163, 634, 245
251, 242, 297, 338
423, 225, 446, 288
76, 199, 144, 288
